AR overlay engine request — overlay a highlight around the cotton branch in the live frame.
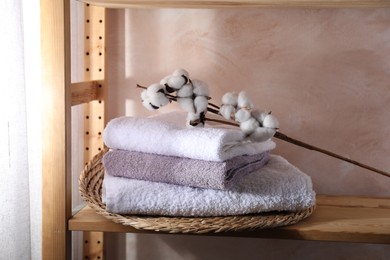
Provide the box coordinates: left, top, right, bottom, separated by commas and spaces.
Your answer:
136, 84, 390, 179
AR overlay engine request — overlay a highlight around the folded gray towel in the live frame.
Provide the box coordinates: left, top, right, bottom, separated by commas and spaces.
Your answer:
102, 155, 316, 217
103, 150, 270, 190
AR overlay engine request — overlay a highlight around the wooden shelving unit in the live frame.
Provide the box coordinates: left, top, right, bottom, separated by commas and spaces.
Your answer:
83, 0, 390, 8
41, 0, 390, 259
69, 195, 390, 244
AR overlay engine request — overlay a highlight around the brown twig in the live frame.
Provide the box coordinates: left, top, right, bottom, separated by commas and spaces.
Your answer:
273, 132, 390, 178
137, 84, 390, 178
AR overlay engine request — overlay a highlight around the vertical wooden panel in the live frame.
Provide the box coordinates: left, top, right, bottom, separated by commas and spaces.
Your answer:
83, 4, 105, 162
41, 0, 71, 259
83, 3, 106, 259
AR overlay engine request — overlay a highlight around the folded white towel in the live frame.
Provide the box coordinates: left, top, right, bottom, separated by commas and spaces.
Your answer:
103, 112, 276, 161
102, 155, 316, 217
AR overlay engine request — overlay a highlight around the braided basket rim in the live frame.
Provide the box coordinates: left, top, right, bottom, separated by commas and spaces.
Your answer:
79, 149, 315, 234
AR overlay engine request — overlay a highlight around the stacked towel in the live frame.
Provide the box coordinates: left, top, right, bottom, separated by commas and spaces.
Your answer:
102, 112, 316, 217
103, 112, 276, 162
102, 149, 270, 190
102, 155, 315, 217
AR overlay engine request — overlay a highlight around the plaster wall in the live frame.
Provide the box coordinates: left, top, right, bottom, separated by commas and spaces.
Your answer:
103, 8, 390, 259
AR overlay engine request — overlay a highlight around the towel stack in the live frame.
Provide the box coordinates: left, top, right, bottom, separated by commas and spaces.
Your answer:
102, 112, 316, 217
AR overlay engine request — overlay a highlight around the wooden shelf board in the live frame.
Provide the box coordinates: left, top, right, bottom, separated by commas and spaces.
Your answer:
69, 195, 390, 244
80, 0, 390, 8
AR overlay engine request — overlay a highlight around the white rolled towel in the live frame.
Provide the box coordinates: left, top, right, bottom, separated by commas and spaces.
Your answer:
103, 112, 276, 162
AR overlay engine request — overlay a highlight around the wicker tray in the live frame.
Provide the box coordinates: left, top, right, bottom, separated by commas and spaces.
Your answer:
79, 149, 315, 234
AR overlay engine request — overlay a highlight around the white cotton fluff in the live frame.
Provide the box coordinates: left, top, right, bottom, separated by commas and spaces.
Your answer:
141, 88, 168, 111
194, 96, 208, 114
219, 105, 235, 120
221, 92, 238, 106
160, 75, 170, 85
234, 108, 252, 123
142, 99, 156, 111
263, 114, 279, 129
187, 112, 199, 122
140, 89, 149, 101
237, 91, 254, 109
150, 92, 169, 108
186, 112, 204, 127
167, 75, 187, 90
177, 98, 195, 113
172, 68, 189, 79
240, 117, 259, 135
192, 80, 209, 96
249, 127, 276, 142
177, 84, 193, 98
146, 83, 165, 96
251, 109, 269, 124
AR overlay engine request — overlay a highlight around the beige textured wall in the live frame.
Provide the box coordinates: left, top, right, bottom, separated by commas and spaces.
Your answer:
104, 8, 390, 259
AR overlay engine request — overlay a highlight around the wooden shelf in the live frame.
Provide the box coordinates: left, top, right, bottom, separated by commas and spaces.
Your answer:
69, 195, 390, 244
81, 0, 390, 8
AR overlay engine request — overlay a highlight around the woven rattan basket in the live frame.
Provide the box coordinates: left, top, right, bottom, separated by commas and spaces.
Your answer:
79, 149, 315, 234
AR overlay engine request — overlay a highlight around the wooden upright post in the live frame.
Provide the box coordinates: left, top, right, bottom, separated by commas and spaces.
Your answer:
82, 4, 106, 259
41, 0, 71, 259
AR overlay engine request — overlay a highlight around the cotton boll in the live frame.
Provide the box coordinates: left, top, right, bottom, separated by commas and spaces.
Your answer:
172, 68, 189, 79
237, 91, 254, 109
146, 83, 165, 96
192, 80, 209, 96
186, 112, 205, 127
177, 84, 193, 98
234, 108, 251, 123
140, 89, 148, 101
194, 95, 208, 114
221, 92, 238, 106
219, 105, 235, 120
167, 75, 186, 90
149, 92, 169, 108
160, 76, 176, 93
160, 75, 170, 85
248, 127, 276, 142
263, 114, 279, 129
239, 118, 259, 135
142, 98, 157, 111
177, 98, 195, 113
186, 112, 199, 122
251, 109, 269, 124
